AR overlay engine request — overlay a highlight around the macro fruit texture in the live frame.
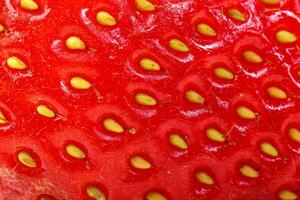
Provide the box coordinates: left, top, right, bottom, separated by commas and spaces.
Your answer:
0, 0, 299, 199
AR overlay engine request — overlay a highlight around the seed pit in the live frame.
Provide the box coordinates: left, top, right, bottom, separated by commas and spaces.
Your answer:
103, 118, 125, 133
65, 36, 86, 50
169, 133, 188, 150
7, 56, 27, 70
96, 11, 117, 26
278, 189, 298, 200
139, 58, 161, 71
239, 164, 259, 178
130, 155, 152, 169
206, 128, 226, 143
135, 0, 155, 12
36, 104, 55, 118
135, 92, 157, 106
18, 151, 37, 168
242, 50, 263, 64
275, 30, 297, 44
197, 23, 217, 36
168, 39, 190, 52
65, 144, 86, 159
195, 171, 215, 185
70, 76, 92, 90
86, 185, 106, 200
20, 0, 39, 10
145, 191, 167, 200
185, 90, 205, 105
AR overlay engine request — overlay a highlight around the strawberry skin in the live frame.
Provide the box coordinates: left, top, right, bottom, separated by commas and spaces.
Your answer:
0, 0, 300, 199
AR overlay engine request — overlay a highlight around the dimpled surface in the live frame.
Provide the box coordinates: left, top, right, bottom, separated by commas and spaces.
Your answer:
0, 0, 300, 199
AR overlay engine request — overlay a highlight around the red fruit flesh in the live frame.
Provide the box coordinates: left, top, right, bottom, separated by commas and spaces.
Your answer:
0, 0, 300, 199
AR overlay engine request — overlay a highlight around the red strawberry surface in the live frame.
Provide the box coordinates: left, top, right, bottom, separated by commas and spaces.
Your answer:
0, 0, 300, 199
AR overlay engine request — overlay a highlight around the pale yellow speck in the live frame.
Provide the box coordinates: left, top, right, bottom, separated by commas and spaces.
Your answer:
260, 0, 280, 5
135, 0, 155, 11
135, 93, 157, 106
260, 142, 278, 157
278, 190, 298, 200
0, 111, 8, 124
139, 58, 160, 71
66, 36, 86, 50
197, 23, 217, 36
196, 171, 215, 185
214, 67, 234, 80
289, 128, 300, 143
267, 86, 287, 99
20, 0, 39, 11
276, 30, 297, 44
169, 134, 188, 149
236, 106, 257, 120
240, 165, 259, 178
0, 24, 5, 33
103, 118, 124, 133
86, 185, 106, 200
146, 191, 167, 200
96, 11, 117, 26
185, 90, 205, 105
7, 56, 27, 70
206, 128, 225, 143
243, 50, 263, 64
228, 9, 246, 22
130, 156, 152, 169
66, 144, 86, 159
168, 39, 190, 52
36, 105, 55, 118
70, 76, 92, 90
18, 151, 37, 168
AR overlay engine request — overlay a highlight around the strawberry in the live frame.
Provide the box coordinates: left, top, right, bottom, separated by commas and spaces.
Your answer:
0, 0, 300, 199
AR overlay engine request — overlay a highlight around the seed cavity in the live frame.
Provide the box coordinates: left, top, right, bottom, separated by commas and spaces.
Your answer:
288, 128, 300, 143
36, 105, 55, 118
146, 191, 167, 200
196, 171, 215, 185
7, 56, 27, 70
70, 76, 92, 90
0, 111, 8, 124
236, 106, 257, 120
0, 24, 5, 32
278, 190, 298, 200
96, 11, 117, 26
185, 90, 205, 105
103, 118, 124, 133
240, 165, 259, 178
135, 0, 155, 12
18, 151, 37, 168
276, 30, 297, 44
206, 128, 225, 143
20, 0, 39, 10
214, 67, 234, 80
228, 9, 246, 22
168, 39, 190, 52
260, 142, 278, 157
197, 23, 217, 36
139, 58, 160, 71
66, 144, 86, 159
65, 36, 86, 50
130, 156, 152, 169
135, 93, 157, 106
267, 86, 287, 99
260, 0, 280, 5
169, 134, 188, 150
86, 185, 106, 200
242, 50, 263, 64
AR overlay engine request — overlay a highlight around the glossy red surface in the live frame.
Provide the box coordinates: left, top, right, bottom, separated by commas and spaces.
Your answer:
0, 0, 299, 199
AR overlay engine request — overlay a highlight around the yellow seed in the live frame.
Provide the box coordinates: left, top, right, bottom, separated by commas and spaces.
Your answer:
206, 128, 225, 143
7, 56, 27, 70
0, 111, 8, 124
168, 39, 190, 52
243, 50, 263, 64
278, 190, 298, 200
276, 30, 297, 44
260, 142, 278, 157
70, 76, 92, 90
169, 134, 188, 150
135, 0, 155, 12
103, 118, 124, 133
36, 105, 55, 118
197, 23, 217, 36
96, 11, 117, 26
146, 191, 167, 200
214, 67, 234, 80
185, 90, 205, 105
66, 144, 86, 159
130, 156, 152, 169
65, 36, 86, 50
18, 151, 36, 168
0, 24, 5, 32
289, 128, 300, 143
240, 165, 259, 178
86, 185, 106, 200
267, 86, 287, 99
260, 0, 280, 5
236, 106, 256, 120
139, 58, 160, 71
20, 0, 39, 10
135, 93, 157, 106
196, 171, 215, 185
228, 9, 246, 22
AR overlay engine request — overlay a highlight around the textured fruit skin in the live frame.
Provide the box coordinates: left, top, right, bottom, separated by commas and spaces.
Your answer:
0, 0, 300, 199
